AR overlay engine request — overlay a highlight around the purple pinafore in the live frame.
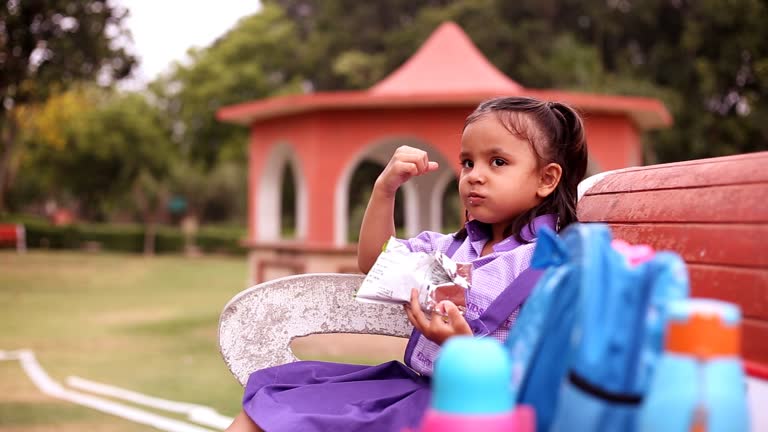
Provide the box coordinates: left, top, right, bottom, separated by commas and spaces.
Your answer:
241, 215, 557, 432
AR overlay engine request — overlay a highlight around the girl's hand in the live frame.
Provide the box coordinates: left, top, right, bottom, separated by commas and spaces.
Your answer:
375, 146, 439, 196
403, 288, 472, 346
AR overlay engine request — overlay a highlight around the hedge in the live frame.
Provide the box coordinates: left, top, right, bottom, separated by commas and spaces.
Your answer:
3, 217, 246, 255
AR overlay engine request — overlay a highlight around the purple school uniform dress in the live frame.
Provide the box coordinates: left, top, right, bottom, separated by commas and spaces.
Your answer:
242, 215, 557, 432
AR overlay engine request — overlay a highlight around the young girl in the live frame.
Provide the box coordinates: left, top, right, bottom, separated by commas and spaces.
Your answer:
225, 96, 589, 432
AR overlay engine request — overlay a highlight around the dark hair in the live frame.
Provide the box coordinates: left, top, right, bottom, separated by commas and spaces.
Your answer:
454, 96, 589, 243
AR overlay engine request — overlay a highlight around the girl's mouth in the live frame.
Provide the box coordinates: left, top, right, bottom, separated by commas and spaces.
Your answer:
466, 192, 486, 205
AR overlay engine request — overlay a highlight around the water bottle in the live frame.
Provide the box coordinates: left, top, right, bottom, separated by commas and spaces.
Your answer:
638, 298, 749, 432
412, 336, 535, 432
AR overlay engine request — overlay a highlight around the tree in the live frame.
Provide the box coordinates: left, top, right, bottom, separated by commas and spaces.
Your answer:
643, 0, 768, 161
0, 0, 136, 211
143, 4, 306, 225
514, 0, 768, 161
132, 168, 168, 255
271, 0, 455, 90
19, 89, 174, 225
155, 3, 305, 170
9, 85, 99, 210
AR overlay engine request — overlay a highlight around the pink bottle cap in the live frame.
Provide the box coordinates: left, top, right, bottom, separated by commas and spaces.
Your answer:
412, 405, 535, 432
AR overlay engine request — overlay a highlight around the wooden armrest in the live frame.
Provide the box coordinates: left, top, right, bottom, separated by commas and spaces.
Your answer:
218, 273, 413, 386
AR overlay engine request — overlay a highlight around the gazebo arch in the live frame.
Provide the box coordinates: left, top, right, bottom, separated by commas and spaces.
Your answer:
256, 141, 308, 242
334, 138, 456, 246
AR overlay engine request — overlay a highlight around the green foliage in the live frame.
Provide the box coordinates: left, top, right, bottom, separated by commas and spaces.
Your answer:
441, 179, 462, 233
13, 218, 247, 255
280, 162, 296, 237
271, 0, 455, 90
155, 4, 305, 169
198, 161, 248, 222
195, 227, 248, 255
332, 50, 389, 89
0, 0, 136, 210
17, 89, 175, 219
166, 159, 247, 223
21, 220, 141, 252
0, 0, 135, 106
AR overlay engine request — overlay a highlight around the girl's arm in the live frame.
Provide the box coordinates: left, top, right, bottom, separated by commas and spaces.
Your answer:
357, 146, 439, 273
357, 184, 396, 273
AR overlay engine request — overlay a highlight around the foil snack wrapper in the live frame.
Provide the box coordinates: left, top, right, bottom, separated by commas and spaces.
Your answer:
355, 237, 472, 314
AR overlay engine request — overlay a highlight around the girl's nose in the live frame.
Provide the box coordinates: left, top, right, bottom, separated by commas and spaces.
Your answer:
466, 167, 486, 184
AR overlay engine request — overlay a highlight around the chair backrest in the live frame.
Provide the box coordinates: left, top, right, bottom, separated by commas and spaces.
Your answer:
218, 273, 411, 385
577, 151, 768, 373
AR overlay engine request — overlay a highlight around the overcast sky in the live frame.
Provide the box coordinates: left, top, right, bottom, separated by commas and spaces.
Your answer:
116, 0, 262, 88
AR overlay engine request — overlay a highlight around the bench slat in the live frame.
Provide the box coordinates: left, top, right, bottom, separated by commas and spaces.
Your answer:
607, 223, 767, 268
687, 264, 768, 319
580, 153, 768, 374
585, 152, 768, 195
743, 318, 768, 366
578, 183, 768, 223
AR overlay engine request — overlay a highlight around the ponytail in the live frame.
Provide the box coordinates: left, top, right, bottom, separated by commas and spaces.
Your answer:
543, 101, 588, 229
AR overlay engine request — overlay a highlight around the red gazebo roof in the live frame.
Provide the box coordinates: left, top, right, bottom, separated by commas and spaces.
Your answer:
369, 22, 523, 95
218, 22, 671, 129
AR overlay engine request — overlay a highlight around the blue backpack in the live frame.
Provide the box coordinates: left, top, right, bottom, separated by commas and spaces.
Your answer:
505, 223, 690, 432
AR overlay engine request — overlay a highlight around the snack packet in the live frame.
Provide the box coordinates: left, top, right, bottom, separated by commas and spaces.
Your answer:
355, 237, 471, 314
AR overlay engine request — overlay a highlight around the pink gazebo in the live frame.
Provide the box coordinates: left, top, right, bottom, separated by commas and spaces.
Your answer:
218, 22, 671, 283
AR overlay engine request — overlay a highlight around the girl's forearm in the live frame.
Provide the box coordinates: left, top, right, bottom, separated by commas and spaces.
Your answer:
357, 184, 397, 273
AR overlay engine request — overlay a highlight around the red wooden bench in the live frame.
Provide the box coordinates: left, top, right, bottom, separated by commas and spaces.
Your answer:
0, 223, 26, 252
578, 151, 768, 378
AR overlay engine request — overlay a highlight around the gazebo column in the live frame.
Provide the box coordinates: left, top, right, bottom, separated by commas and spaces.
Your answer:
303, 159, 341, 246
416, 181, 434, 234
407, 165, 458, 235
430, 169, 458, 232
249, 136, 273, 243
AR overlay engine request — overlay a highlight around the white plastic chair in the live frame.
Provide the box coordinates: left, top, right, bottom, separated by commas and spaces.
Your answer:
218, 273, 412, 386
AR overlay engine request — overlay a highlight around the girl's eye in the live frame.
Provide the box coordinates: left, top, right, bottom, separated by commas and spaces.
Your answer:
491, 158, 507, 167
461, 159, 473, 168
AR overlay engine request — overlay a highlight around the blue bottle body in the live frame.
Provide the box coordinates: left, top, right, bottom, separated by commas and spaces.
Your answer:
414, 337, 535, 432
703, 359, 749, 432
638, 354, 748, 432
638, 296, 750, 432
638, 354, 699, 431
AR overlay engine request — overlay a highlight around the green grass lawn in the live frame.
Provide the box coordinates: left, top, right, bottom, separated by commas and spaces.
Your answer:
0, 250, 249, 431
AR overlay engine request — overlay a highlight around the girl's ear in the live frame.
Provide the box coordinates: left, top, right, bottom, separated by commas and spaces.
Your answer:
537, 162, 562, 198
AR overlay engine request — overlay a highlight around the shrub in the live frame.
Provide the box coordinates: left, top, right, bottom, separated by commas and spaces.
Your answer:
2, 216, 246, 255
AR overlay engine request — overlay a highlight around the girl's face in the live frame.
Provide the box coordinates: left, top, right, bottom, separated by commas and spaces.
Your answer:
459, 114, 544, 235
